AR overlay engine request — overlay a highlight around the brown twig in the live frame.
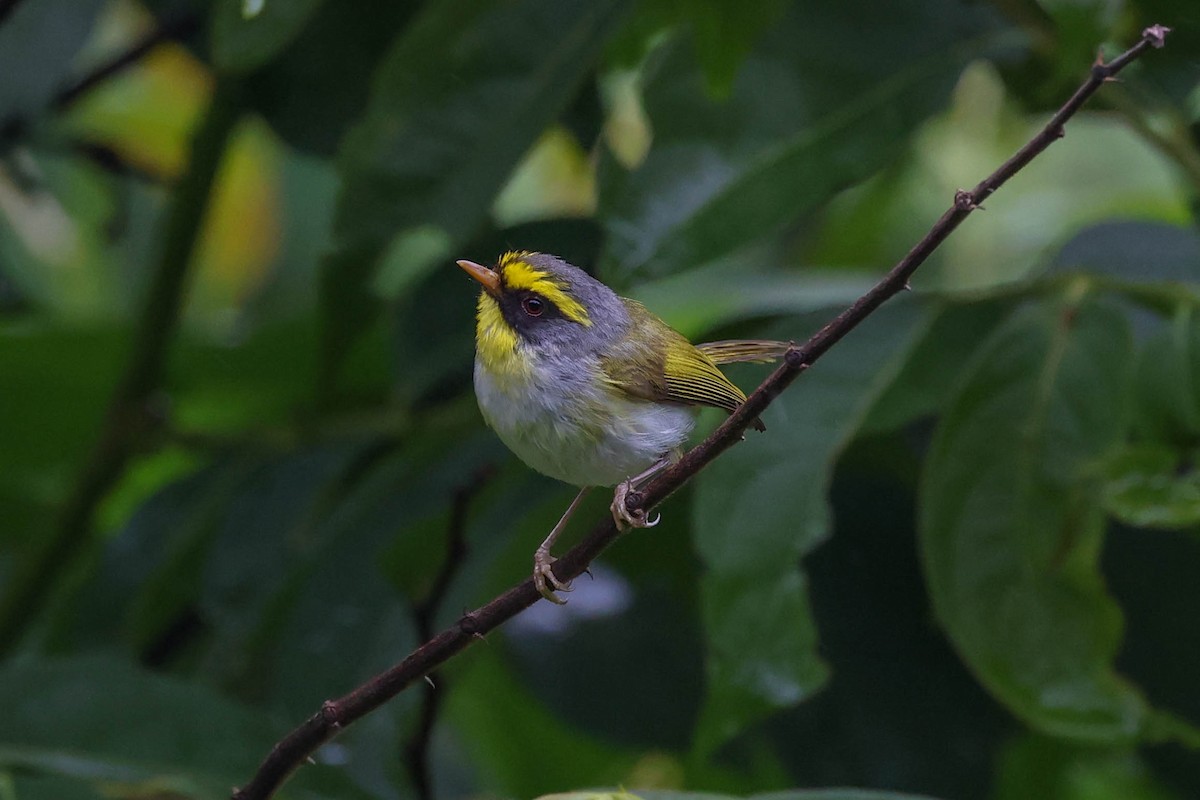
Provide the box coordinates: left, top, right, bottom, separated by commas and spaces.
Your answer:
230, 25, 1170, 800
402, 467, 494, 800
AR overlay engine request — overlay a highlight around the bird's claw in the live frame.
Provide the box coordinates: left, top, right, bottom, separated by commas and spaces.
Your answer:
533, 546, 571, 604
611, 481, 660, 530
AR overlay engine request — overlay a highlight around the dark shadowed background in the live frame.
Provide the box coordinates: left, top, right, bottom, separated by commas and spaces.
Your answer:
1, 1, 1199, 799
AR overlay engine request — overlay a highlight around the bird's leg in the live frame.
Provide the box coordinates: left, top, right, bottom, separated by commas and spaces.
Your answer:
611, 450, 679, 530
534, 486, 591, 604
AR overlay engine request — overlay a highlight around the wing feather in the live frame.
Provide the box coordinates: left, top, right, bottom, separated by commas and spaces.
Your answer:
600, 299, 767, 430
662, 347, 744, 412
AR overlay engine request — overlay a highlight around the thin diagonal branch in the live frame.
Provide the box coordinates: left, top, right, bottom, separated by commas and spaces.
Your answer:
230, 25, 1170, 800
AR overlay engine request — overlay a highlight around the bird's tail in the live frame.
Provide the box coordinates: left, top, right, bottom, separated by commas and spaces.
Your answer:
696, 339, 793, 365
697, 339, 793, 432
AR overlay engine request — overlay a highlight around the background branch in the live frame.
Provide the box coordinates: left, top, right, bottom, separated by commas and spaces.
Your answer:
402, 467, 494, 800
0, 8, 200, 155
230, 25, 1170, 800
52, 9, 200, 114
0, 79, 244, 654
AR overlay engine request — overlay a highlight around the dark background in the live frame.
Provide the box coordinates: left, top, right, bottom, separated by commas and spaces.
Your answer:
1, 1, 1199, 799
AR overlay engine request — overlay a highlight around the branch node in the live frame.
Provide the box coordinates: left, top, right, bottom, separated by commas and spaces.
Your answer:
784, 347, 805, 368
321, 701, 342, 728
458, 611, 481, 636
953, 189, 978, 211
1143, 24, 1170, 48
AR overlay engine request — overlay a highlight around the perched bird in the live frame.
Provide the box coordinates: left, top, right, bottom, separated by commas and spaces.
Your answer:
457, 251, 788, 602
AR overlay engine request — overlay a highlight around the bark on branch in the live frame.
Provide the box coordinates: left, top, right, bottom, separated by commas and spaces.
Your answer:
231, 25, 1170, 800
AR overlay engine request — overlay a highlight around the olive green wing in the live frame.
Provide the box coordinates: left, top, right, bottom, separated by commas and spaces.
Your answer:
601, 336, 752, 414
660, 339, 747, 413
661, 340, 769, 432
600, 300, 764, 430
696, 339, 792, 364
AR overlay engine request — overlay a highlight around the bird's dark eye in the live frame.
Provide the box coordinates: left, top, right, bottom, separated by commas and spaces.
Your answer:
522, 297, 544, 317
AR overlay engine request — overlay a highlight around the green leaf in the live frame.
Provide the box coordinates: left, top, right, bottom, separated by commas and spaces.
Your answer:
0, 655, 368, 799
0, 323, 125, 590
194, 444, 399, 679
447, 648, 638, 799
210, 0, 327, 73
696, 569, 825, 753
1051, 221, 1200, 302
607, 0, 789, 95
199, 423, 493, 691
598, 0, 1020, 281
760, 457, 1012, 794
860, 296, 1015, 436
0, 0, 106, 123
0, 323, 125, 491
680, 0, 790, 96
331, 0, 625, 249
1131, 305, 1200, 445
692, 298, 931, 754
52, 460, 244, 653
920, 292, 1148, 742
168, 320, 320, 434
240, 1, 421, 155
635, 791, 953, 800
994, 734, 1180, 800
320, 0, 631, 388
4, 773, 107, 800
1105, 444, 1200, 530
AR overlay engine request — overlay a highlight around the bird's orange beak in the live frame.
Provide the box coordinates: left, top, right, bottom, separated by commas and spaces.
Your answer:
456, 259, 501, 295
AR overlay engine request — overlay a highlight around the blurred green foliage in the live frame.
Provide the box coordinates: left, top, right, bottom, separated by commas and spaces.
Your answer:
1, 0, 1199, 799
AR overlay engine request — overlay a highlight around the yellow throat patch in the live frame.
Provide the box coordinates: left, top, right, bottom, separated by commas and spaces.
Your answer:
473, 253, 591, 377
475, 292, 521, 373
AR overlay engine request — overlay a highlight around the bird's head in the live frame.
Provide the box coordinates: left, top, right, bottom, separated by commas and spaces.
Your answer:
456, 251, 626, 362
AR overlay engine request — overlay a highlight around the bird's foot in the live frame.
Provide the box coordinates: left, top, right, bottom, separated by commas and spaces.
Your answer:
610, 480, 661, 531
533, 546, 572, 604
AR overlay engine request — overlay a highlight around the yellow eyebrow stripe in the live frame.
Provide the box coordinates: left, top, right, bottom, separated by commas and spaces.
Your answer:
499, 253, 592, 327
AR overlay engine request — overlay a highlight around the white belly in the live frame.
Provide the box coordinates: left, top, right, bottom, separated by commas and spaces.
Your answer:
474, 353, 694, 487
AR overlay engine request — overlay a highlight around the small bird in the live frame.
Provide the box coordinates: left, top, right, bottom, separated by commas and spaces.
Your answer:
457, 251, 788, 602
